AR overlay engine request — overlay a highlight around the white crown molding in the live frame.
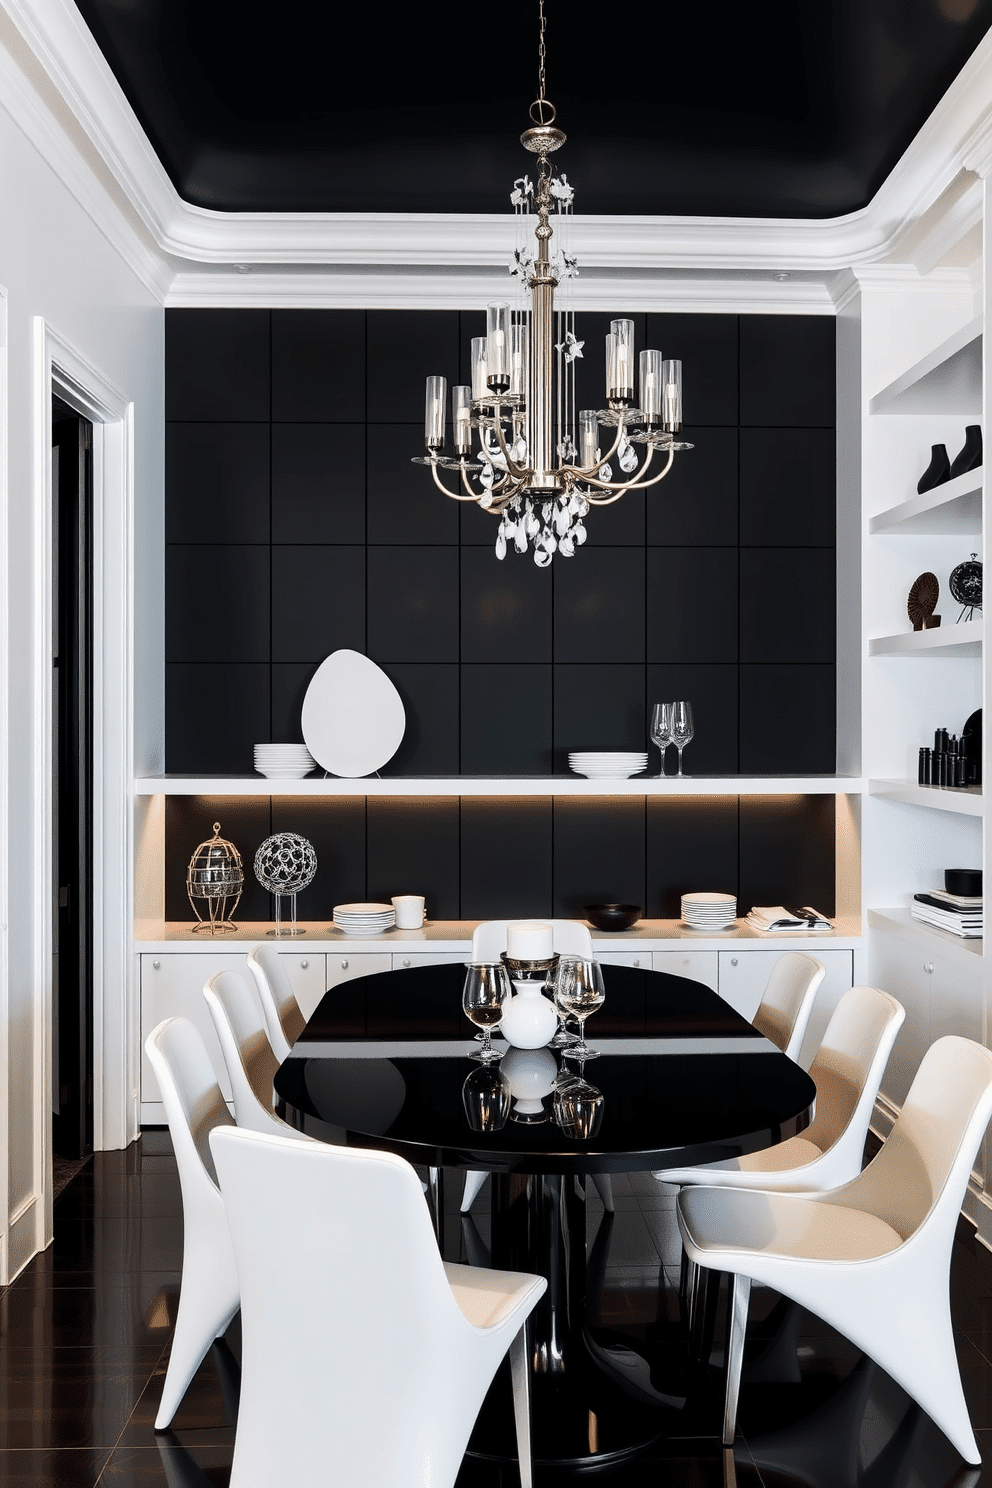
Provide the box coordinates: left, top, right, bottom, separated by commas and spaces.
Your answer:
0, 2, 171, 300
4, 0, 992, 288
166, 269, 838, 314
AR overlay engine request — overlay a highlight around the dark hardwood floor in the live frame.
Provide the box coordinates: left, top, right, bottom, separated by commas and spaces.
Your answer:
1, 1132, 990, 1486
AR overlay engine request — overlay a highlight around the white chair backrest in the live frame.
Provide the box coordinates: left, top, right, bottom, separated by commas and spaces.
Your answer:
145, 1016, 235, 1190
752, 951, 825, 1060
203, 969, 285, 1136
825, 1035, 992, 1242
210, 1126, 480, 1487
803, 985, 904, 1159
472, 919, 593, 961
247, 944, 306, 1062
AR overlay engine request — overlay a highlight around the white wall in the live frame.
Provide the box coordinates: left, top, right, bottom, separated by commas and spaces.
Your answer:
0, 80, 163, 1279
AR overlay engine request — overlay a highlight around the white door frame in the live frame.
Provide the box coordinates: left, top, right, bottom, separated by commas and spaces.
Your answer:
30, 316, 134, 1253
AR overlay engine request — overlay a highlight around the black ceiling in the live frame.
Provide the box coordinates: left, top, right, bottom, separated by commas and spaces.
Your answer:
74, 1, 992, 219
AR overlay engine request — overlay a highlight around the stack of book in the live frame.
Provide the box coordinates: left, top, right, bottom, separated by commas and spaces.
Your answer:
911, 890, 983, 938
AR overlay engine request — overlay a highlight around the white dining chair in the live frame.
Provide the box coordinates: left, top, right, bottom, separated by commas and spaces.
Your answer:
751, 950, 825, 1062
246, 943, 306, 1063
656, 985, 905, 1192
144, 1017, 240, 1430
203, 968, 297, 1138
677, 1034, 992, 1463
472, 918, 594, 961
210, 1124, 548, 1488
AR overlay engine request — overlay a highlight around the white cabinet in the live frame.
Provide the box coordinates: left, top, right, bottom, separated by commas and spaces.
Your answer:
869, 931, 982, 1107
717, 949, 854, 1066
140, 950, 328, 1119
651, 950, 719, 990
326, 952, 391, 989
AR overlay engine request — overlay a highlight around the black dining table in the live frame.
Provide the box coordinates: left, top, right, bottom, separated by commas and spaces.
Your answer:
274, 961, 816, 1468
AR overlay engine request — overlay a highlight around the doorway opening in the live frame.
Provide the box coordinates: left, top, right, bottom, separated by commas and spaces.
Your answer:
51, 393, 94, 1177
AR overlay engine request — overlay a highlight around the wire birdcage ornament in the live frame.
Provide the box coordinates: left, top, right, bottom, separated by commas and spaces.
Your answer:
186, 822, 244, 934
254, 832, 317, 937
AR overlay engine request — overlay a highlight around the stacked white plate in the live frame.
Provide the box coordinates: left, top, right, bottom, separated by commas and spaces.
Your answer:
681, 892, 738, 930
333, 902, 395, 935
569, 752, 649, 779
254, 743, 317, 779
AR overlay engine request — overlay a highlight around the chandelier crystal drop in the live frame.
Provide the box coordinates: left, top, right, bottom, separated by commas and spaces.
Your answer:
413, 0, 693, 566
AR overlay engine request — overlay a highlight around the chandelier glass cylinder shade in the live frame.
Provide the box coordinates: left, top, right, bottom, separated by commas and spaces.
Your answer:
413, 42, 693, 565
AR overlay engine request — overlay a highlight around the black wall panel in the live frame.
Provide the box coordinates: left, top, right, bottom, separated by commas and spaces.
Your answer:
164, 308, 837, 917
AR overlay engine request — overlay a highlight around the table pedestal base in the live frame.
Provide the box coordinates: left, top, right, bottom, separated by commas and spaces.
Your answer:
466, 1172, 684, 1468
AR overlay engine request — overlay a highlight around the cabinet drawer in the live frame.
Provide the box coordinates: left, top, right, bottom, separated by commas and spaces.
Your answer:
326, 952, 392, 989
141, 952, 243, 1103
593, 949, 651, 970
280, 952, 327, 1020
391, 952, 469, 972
652, 951, 718, 990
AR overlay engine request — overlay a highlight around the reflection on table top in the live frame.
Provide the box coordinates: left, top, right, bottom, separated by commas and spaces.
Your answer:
273, 963, 817, 1175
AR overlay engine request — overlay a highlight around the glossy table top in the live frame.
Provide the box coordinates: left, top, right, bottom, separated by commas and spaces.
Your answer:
273, 963, 817, 1175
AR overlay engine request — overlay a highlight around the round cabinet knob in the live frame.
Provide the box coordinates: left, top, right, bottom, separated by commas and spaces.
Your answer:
730, 957, 739, 967
152, 960, 160, 970
403, 958, 411, 968
632, 958, 641, 968
924, 962, 934, 974
300, 960, 308, 969
340, 958, 349, 970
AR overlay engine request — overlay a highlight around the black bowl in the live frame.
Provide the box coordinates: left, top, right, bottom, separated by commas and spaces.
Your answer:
584, 903, 642, 932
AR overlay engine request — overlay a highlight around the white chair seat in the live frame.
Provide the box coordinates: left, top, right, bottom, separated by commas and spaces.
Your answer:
444, 1261, 546, 1329
680, 1184, 904, 1264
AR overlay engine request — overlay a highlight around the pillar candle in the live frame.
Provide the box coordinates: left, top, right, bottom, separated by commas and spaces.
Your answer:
506, 921, 554, 960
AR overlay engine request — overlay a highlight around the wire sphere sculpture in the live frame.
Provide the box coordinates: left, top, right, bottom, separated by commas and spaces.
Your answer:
187, 822, 244, 934
254, 833, 318, 896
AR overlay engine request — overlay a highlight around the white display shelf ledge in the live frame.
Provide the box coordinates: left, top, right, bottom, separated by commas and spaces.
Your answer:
868, 316, 982, 416
868, 779, 983, 817
134, 916, 863, 952
133, 774, 864, 798
868, 468, 982, 536
868, 907, 983, 960
868, 620, 982, 657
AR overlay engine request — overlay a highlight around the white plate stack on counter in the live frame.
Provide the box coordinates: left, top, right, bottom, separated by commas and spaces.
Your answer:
333, 902, 395, 935
681, 892, 738, 930
568, 752, 648, 779
254, 743, 317, 779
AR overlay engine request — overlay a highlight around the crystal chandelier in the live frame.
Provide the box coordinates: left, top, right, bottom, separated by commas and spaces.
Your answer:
413, 0, 692, 566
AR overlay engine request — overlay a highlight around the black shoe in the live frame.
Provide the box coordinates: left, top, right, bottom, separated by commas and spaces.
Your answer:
948, 424, 983, 479
917, 444, 950, 493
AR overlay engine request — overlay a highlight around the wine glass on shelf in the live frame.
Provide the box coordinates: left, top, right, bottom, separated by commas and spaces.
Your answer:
650, 702, 673, 777
462, 962, 511, 1063
671, 701, 694, 778
555, 958, 606, 1061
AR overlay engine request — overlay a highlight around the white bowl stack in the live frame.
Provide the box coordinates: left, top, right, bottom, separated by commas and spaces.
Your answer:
333, 902, 396, 935
568, 751, 649, 779
681, 892, 738, 930
254, 743, 317, 779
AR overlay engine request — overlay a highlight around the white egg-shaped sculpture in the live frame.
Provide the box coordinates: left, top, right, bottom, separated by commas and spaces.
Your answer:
301, 650, 406, 778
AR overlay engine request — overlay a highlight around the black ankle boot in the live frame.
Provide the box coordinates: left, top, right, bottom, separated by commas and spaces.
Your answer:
948, 424, 983, 479
917, 444, 950, 493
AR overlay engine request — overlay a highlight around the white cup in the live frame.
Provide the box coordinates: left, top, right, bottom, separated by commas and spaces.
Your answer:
392, 895, 426, 929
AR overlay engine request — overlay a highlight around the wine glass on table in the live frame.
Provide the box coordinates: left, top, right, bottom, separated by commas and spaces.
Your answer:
650, 702, 673, 777
555, 958, 606, 1062
462, 962, 511, 1063
671, 700, 694, 778
549, 955, 582, 1048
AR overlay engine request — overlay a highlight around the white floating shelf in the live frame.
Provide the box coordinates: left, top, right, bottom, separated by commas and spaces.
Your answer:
868, 619, 982, 657
868, 468, 982, 536
868, 907, 983, 959
132, 774, 864, 798
868, 779, 983, 817
869, 316, 982, 415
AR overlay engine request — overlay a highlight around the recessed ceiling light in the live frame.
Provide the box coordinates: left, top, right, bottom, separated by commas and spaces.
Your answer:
773, 271, 791, 281
232, 263, 251, 274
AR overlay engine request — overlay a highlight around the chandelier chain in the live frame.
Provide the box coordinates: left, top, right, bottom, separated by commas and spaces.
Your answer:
537, 0, 547, 107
